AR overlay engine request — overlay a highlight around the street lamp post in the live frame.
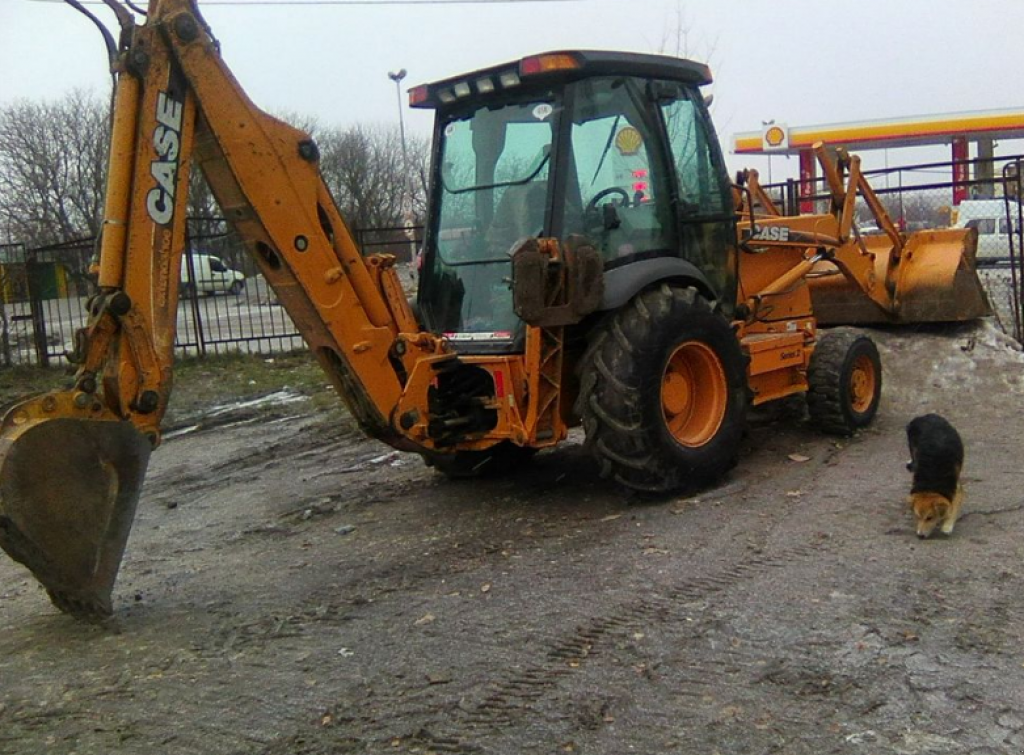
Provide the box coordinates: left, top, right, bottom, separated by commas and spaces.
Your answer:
388, 68, 413, 260
388, 68, 409, 185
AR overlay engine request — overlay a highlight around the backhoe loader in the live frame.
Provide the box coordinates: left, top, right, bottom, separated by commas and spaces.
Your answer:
0, 0, 990, 618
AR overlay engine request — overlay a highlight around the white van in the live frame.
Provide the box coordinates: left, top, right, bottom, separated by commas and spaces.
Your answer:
950, 198, 1023, 261
180, 253, 246, 296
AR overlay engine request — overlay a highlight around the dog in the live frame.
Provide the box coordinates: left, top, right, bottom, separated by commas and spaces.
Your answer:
906, 414, 964, 539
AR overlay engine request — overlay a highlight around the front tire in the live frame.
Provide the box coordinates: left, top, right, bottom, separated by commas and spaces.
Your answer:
575, 284, 748, 493
806, 328, 882, 435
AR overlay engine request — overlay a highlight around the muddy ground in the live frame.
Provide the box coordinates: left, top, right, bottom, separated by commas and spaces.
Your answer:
2, 321, 1024, 755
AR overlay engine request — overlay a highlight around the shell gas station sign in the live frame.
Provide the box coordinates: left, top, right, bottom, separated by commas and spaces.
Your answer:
761, 123, 789, 151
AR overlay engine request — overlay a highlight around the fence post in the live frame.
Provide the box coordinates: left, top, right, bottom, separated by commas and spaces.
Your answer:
182, 239, 207, 357
0, 252, 12, 367
0, 292, 10, 368
24, 254, 50, 367
785, 179, 798, 217
1006, 159, 1024, 344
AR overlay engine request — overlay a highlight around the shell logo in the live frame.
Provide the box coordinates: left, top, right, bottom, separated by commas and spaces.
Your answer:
762, 124, 788, 151
615, 126, 643, 156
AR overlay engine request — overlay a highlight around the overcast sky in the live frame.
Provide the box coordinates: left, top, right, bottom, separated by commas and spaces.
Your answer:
2, 0, 1022, 178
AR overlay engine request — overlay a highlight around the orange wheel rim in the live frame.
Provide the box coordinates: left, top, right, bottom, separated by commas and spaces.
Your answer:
849, 354, 877, 413
661, 341, 728, 447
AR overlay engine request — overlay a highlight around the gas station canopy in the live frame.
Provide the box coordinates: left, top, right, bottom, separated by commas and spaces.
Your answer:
732, 108, 1024, 155
732, 108, 1024, 206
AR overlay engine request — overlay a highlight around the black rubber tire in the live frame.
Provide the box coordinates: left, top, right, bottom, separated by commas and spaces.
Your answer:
574, 284, 748, 493
424, 441, 537, 479
229, 280, 245, 296
806, 328, 882, 436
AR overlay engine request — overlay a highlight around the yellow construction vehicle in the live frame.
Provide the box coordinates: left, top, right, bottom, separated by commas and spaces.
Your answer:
0, 0, 990, 618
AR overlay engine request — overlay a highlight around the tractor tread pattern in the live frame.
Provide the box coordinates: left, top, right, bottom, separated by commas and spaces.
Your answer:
806, 327, 881, 436
574, 284, 746, 494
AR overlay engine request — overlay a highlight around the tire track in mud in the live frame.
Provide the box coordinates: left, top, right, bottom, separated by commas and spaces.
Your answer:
386, 434, 874, 750
224, 468, 802, 656
173, 418, 853, 753
146, 421, 366, 504
320, 540, 831, 754
194, 503, 612, 657
253, 429, 863, 753
455, 542, 827, 730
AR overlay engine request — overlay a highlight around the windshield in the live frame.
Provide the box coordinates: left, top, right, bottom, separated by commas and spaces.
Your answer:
423, 96, 558, 338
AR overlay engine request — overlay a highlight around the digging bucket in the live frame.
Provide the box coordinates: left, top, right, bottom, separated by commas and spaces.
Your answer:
0, 393, 151, 618
808, 228, 992, 326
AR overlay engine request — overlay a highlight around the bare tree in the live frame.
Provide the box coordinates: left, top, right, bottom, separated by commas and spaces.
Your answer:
654, 2, 720, 102
407, 132, 431, 224
317, 123, 429, 231
0, 90, 109, 246
0, 90, 428, 254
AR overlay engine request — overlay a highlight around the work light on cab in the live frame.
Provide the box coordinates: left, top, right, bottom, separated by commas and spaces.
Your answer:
498, 70, 520, 88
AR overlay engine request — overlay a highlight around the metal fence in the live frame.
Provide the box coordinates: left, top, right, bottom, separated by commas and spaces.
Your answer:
4, 153, 1024, 367
0, 221, 424, 367
760, 152, 1024, 343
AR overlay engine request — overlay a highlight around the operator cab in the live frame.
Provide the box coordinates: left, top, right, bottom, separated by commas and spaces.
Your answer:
411, 50, 737, 353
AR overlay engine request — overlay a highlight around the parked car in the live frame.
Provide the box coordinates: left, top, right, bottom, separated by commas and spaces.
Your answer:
180, 253, 246, 296
950, 198, 1023, 261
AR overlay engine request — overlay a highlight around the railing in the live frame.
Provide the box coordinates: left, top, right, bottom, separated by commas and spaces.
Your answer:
0, 220, 424, 367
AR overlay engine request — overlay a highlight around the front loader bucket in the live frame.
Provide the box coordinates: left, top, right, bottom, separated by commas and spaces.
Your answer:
0, 394, 151, 618
808, 229, 992, 325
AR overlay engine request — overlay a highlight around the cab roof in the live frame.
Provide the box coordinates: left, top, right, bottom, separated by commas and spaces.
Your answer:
409, 50, 712, 110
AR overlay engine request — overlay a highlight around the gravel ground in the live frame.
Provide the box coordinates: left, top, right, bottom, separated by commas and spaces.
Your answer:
1, 320, 1023, 755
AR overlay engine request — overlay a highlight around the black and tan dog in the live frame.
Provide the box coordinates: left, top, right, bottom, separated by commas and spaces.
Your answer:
906, 413, 964, 539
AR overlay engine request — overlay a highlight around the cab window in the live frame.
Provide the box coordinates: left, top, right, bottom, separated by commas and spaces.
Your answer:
561, 77, 674, 263
437, 103, 553, 264
425, 97, 557, 336
659, 90, 728, 216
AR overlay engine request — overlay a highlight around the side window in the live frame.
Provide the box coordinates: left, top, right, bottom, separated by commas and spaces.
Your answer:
967, 218, 996, 235
563, 78, 674, 261
660, 92, 727, 216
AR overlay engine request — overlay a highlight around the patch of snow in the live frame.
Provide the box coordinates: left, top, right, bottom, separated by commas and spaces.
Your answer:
205, 389, 306, 417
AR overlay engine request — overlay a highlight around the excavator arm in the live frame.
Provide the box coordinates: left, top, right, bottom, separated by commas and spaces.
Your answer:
0, 0, 438, 617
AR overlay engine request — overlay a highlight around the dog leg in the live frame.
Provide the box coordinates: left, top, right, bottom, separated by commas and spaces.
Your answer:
941, 484, 965, 535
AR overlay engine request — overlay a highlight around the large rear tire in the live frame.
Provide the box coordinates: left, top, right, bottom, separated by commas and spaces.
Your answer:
806, 328, 882, 435
575, 284, 748, 493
